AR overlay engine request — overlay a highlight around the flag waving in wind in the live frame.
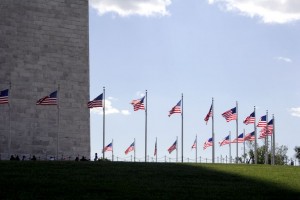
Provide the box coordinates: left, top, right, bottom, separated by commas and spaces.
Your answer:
222, 107, 237, 122
204, 104, 213, 124
232, 133, 244, 143
0, 89, 9, 104
168, 100, 181, 117
244, 131, 255, 141
257, 115, 267, 127
191, 138, 197, 149
36, 91, 57, 105
243, 112, 255, 125
103, 142, 113, 153
203, 138, 213, 150
131, 96, 145, 111
154, 140, 157, 156
88, 93, 103, 108
219, 135, 231, 146
125, 142, 135, 155
168, 140, 177, 154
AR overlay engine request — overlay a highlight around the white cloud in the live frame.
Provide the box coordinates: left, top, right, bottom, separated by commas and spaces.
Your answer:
275, 56, 292, 63
90, 100, 131, 116
290, 107, 300, 117
90, 0, 172, 17
208, 0, 300, 24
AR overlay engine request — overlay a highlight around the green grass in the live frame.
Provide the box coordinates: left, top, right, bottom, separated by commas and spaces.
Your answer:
0, 161, 299, 200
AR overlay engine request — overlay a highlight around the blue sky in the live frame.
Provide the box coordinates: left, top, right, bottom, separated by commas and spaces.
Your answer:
88, 0, 300, 162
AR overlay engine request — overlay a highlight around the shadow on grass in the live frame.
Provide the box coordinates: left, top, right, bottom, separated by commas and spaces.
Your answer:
0, 161, 299, 200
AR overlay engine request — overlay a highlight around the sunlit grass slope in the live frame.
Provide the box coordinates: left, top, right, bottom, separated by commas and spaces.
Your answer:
0, 161, 299, 200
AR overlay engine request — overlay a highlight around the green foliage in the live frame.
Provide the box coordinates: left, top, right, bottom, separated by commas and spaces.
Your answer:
0, 161, 299, 200
295, 146, 300, 160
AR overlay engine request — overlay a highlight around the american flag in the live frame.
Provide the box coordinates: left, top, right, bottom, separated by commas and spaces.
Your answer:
131, 96, 145, 111
257, 115, 267, 127
232, 133, 244, 143
0, 89, 9, 104
243, 111, 255, 125
191, 138, 197, 149
244, 131, 255, 141
267, 119, 274, 130
168, 100, 181, 117
203, 137, 213, 150
36, 91, 57, 105
168, 140, 177, 154
204, 104, 213, 124
219, 135, 230, 146
87, 93, 103, 108
125, 142, 135, 155
103, 142, 113, 153
259, 127, 273, 139
154, 140, 157, 156
222, 107, 237, 122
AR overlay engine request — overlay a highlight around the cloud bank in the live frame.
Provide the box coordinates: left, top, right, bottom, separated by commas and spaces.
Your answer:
275, 56, 292, 63
208, 0, 300, 24
290, 107, 300, 117
90, 99, 130, 116
90, 0, 172, 17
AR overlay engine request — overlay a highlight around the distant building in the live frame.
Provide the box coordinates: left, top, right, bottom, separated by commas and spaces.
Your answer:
0, 0, 90, 160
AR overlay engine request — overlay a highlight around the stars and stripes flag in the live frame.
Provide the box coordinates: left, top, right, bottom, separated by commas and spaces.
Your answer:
204, 104, 213, 124
232, 133, 244, 143
257, 115, 267, 127
243, 111, 255, 125
125, 142, 135, 155
36, 91, 57, 105
219, 135, 231, 146
87, 93, 103, 108
154, 140, 157, 156
191, 138, 197, 149
258, 127, 273, 139
131, 96, 145, 111
203, 137, 213, 150
244, 131, 255, 141
267, 119, 274, 131
0, 89, 9, 104
103, 142, 113, 153
168, 100, 181, 117
222, 107, 237, 122
168, 140, 177, 154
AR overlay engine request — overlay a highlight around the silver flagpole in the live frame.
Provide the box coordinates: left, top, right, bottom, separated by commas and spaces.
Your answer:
176, 136, 178, 163
254, 106, 257, 164
265, 110, 269, 164
112, 139, 114, 161
212, 98, 215, 163
229, 131, 232, 163
145, 90, 147, 162
236, 101, 239, 164
134, 138, 136, 162
57, 85, 60, 160
196, 135, 197, 163
181, 93, 183, 163
272, 115, 275, 165
8, 82, 12, 159
103, 87, 105, 160
243, 129, 245, 163
156, 137, 157, 163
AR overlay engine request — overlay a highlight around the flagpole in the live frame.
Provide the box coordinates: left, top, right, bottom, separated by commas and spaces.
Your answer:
134, 138, 136, 162
8, 82, 11, 159
112, 139, 114, 161
196, 135, 198, 163
145, 90, 147, 162
181, 93, 183, 163
229, 131, 232, 163
254, 106, 257, 164
57, 84, 60, 160
272, 115, 275, 165
156, 137, 157, 163
103, 87, 105, 160
212, 98, 215, 163
243, 129, 245, 163
176, 136, 178, 163
236, 101, 238, 164
265, 110, 268, 165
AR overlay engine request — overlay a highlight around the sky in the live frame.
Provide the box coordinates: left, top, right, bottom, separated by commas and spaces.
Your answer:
88, 0, 300, 163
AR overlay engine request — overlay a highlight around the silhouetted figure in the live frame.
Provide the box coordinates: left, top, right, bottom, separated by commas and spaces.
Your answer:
15, 155, 20, 161
94, 153, 98, 161
10, 155, 15, 161
22, 156, 26, 161
75, 156, 79, 161
80, 156, 87, 161
291, 160, 294, 166
31, 155, 37, 161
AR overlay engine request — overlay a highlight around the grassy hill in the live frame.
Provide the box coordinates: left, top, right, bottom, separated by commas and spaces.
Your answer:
0, 161, 299, 200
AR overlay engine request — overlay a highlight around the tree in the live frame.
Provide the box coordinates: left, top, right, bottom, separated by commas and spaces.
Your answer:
247, 142, 288, 165
295, 146, 300, 163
